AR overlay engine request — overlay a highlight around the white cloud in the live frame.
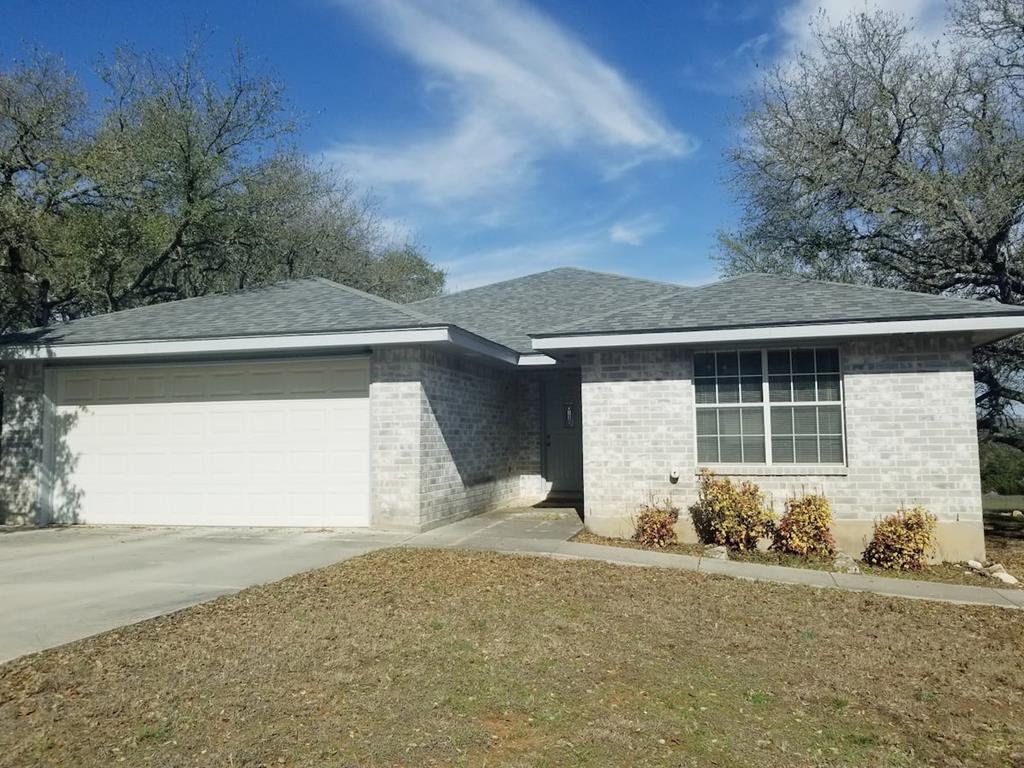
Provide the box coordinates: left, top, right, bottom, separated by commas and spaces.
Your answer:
779, 0, 948, 54
328, 0, 694, 201
609, 215, 664, 246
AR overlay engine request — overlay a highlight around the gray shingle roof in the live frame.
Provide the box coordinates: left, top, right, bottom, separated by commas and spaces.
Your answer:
8, 277, 438, 345
533, 273, 1024, 337
410, 267, 685, 353
7, 269, 1022, 353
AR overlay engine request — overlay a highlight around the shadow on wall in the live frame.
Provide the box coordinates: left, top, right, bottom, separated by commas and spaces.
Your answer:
0, 345, 84, 525
419, 357, 522, 490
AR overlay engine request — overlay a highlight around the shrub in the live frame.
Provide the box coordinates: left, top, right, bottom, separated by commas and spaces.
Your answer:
689, 469, 774, 551
772, 492, 836, 557
861, 506, 937, 571
632, 496, 680, 548
979, 440, 1024, 495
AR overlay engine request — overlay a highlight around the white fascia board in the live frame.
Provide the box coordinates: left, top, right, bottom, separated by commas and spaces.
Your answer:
517, 353, 558, 366
531, 315, 1024, 351
446, 326, 519, 366
4, 325, 532, 368
5, 327, 453, 361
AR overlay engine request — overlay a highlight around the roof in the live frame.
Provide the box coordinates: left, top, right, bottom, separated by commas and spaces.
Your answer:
410, 267, 684, 353
7, 277, 437, 346
533, 273, 1024, 337
5, 269, 1023, 357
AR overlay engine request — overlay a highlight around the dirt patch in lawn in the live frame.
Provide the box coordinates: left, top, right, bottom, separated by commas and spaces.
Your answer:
1, 548, 1022, 768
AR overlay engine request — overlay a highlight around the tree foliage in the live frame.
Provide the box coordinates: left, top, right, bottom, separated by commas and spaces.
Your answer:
0, 44, 443, 335
719, 0, 1024, 444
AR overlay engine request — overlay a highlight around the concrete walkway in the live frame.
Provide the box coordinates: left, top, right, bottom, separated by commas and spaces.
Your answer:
406, 507, 1024, 611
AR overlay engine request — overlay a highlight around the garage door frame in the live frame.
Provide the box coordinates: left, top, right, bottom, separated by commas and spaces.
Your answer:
37, 354, 372, 527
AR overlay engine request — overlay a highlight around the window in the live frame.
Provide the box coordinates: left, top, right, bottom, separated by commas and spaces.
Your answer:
694, 348, 845, 465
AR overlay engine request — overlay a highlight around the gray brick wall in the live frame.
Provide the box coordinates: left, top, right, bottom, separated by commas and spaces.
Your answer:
0, 362, 45, 525
580, 335, 985, 561
369, 347, 545, 531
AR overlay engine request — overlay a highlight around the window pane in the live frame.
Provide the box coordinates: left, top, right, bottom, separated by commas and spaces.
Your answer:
741, 407, 764, 435
742, 435, 766, 462
817, 374, 841, 401
793, 349, 816, 374
793, 375, 816, 402
717, 351, 739, 376
819, 436, 844, 463
816, 348, 840, 373
740, 350, 762, 375
794, 435, 819, 462
767, 349, 790, 374
768, 376, 791, 402
818, 405, 842, 435
772, 435, 794, 463
720, 436, 743, 462
695, 378, 717, 404
718, 408, 741, 435
793, 407, 818, 435
694, 352, 716, 377
740, 376, 763, 402
696, 409, 718, 436
697, 436, 719, 463
718, 377, 740, 403
771, 406, 793, 435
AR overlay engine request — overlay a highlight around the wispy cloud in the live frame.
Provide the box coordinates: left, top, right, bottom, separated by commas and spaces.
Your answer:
609, 215, 664, 246
779, 0, 948, 54
327, 0, 695, 202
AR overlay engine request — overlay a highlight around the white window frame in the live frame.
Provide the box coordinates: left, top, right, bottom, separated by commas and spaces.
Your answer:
693, 346, 846, 466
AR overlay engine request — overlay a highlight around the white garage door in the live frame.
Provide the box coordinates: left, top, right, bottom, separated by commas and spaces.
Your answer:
48, 357, 370, 527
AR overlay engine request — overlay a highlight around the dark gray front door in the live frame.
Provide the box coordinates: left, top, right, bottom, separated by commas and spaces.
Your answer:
543, 371, 583, 494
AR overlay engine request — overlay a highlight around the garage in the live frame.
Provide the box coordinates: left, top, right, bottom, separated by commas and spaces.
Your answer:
46, 357, 370, 527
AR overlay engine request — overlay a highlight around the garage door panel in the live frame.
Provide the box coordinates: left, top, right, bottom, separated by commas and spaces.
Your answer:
52, 358, 370, 527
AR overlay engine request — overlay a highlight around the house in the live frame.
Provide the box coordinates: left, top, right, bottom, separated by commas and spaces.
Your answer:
3, 267, 1023, 561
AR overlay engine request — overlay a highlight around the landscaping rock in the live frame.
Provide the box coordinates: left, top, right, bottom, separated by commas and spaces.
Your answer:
832, 551, 860, 574
703, 544, 729, 560
991, 570, 1020, 585
967, 559, 1021, 585
1012, 510, 1024, 518
755, 537, 771, 552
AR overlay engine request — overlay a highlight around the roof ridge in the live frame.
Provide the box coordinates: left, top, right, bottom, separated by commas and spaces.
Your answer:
308, 277, 439, 323
411, 266, 687, 306
706, 272, 1018, 308
14, 278, 309, 336
409, 267, 566, 304
555, 284, 691, 333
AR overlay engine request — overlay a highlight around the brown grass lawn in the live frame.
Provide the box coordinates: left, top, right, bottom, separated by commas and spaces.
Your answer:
1, 549, 1023, 768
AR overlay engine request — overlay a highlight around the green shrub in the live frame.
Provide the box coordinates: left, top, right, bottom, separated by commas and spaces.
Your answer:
689, 469, 774, 551
979, 440, 1024, 495
861, 506, 937, 571
632, 496, 680, 548
772, 492, 836, 557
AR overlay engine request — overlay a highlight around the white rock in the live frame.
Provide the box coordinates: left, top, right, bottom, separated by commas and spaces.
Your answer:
1011, 510, 1023, 518
991, 571, 1020, 585
833, 552, 861, 574
987, 563, 1007, 575
703, 544, 729, 560
967, 560, 985, 571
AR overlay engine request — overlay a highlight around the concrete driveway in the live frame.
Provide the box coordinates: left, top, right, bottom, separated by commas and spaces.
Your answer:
0, 525, 407, 663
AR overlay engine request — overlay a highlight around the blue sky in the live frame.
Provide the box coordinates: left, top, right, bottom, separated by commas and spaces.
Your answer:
6, 0, 946, 291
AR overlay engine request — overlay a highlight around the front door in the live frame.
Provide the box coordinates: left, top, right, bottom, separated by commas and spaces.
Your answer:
543, 371, 583, 495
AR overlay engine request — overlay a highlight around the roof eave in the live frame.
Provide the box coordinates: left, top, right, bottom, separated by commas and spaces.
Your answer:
1, 325, 544, 368
530, 315, 1024, 351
